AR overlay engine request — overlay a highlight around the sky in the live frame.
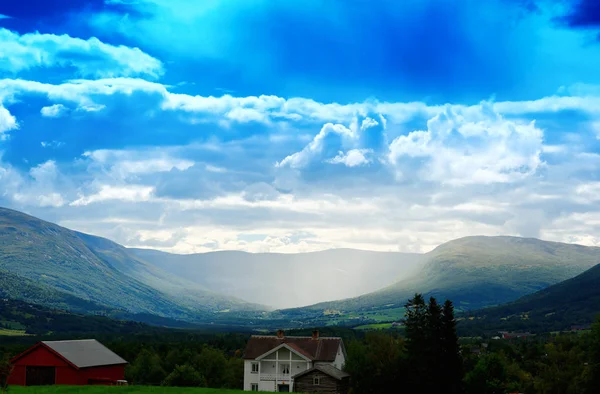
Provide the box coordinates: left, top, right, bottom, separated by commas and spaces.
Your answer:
1, 0, 600, 254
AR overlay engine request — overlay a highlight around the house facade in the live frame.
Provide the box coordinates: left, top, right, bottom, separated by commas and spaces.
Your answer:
243, 330, 346, 392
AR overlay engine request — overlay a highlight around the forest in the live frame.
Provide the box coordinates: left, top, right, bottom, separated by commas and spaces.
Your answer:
1, 294, 600, 393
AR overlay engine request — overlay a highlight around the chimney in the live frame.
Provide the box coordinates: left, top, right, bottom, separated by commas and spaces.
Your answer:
277, 329, 285, 339
312, 329, 319, 340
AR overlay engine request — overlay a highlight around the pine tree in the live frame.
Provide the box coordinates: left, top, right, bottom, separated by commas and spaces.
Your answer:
427, 297, 444, 392
405, 293, 429, 392
441, 299, 464, 394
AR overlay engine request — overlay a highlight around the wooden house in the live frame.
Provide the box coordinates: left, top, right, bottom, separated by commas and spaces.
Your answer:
243, 330, 347, 392
293, 364, 350, 394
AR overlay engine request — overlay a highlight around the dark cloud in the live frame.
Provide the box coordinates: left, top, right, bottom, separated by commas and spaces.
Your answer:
559, 0, 600, 28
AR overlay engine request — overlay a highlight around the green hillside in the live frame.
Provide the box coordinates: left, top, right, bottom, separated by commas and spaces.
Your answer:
460, 262, 600, 333
0, 207, 263, 323
0, 297, 162, 336
284, 236, 600, 324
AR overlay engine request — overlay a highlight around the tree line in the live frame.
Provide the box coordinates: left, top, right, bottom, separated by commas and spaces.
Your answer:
345, 293, 600, 394
3, 294, 600, 392
344, 294, 463, 394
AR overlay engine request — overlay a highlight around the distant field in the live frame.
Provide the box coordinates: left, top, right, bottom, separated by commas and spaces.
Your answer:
11, 387, 246, 394
0, 328, 28, 336
354, 323, 395, 330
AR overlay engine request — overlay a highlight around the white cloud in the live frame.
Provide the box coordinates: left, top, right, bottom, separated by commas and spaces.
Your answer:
71, 185, 155, 206
277, 123, 354, 168
328, 149, 371, 167
41, 104, 68, 118
82, 149, 195, 180
389, 103, 544, 185
0, 104, 18, 140
0, 28, 163, 78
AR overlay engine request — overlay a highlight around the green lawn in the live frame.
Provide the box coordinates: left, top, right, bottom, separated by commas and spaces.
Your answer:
10, 387, 246, 394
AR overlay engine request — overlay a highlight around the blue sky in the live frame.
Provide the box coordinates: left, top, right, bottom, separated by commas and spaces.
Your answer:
1, 0, 600, 253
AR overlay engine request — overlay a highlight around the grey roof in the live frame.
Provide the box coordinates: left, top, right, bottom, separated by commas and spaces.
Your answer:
42, 339, 127, 368
293, 364, 350, 380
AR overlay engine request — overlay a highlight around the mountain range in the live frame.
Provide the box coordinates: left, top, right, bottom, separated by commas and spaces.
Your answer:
1, 206, 600, 330
285, 236, 600, 322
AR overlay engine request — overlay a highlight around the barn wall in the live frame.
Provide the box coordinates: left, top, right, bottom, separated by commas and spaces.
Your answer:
13, 347, 69, 367
8, 345, 126, 386
8, 346, 75, 386
7, 366, 25, 386
79, 365, 126, 385
293, 371, 348, 394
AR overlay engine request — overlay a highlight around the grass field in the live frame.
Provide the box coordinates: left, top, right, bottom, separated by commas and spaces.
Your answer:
0, 328, 28, 336
10, 387, 246, 394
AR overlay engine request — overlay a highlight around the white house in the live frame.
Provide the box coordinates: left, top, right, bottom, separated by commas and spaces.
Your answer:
243, 330, 347, 392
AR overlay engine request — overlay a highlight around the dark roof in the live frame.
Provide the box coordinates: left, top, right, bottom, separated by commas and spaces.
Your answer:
293, 364, 350, 380
243, 336, 343, 361
41, 340, 127, 368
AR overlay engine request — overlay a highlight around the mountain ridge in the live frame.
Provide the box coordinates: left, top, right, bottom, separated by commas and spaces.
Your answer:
0, 207, 265, 324
286, 235, 600, 318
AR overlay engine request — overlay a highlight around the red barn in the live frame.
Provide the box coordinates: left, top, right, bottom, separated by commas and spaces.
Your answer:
8, 339, 128, 386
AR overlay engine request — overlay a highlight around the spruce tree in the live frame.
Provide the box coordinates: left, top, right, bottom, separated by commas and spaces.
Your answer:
441, 299, 464, 394
427, 297, 444, 392
405, 293, 429, 392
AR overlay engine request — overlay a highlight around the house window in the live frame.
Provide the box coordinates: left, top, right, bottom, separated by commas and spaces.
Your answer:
251, 383, 259, 391
281, 364, 290, 374
314, 377, 320, 385
251, 363, 259, 373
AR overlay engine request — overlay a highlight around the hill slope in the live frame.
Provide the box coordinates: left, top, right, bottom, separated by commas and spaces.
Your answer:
288, 236, 600, 320
130, 248, 423, 308
0, 207, 263, 322
460, 262, 600, 333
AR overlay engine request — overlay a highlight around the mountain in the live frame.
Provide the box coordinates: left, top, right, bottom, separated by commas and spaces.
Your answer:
0, 207, 264, 323
129, 248, 423, 308
287, 236, 600, 322
460, 262, 600, 334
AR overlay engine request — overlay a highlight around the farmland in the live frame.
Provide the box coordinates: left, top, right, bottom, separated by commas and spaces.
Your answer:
0, 328, 28, 336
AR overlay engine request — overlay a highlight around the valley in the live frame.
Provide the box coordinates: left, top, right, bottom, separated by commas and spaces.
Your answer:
2, 207, 600, 332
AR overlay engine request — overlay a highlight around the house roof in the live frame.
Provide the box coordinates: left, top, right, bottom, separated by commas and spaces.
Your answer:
243, 335, 343, 362
255, 343, 313, 362
293, 364, 351, 380
10, 340, 127, 369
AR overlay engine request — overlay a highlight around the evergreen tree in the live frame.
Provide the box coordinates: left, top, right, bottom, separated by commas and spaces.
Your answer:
405, 293, 429, 392
441, 299, 464, 394
427, 297, 444, 392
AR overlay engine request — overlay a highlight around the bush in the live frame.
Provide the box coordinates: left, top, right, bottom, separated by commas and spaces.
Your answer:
162, 364, 207, 387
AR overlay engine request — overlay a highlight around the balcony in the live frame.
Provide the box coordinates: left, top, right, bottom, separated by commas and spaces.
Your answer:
259, 373, 291, 381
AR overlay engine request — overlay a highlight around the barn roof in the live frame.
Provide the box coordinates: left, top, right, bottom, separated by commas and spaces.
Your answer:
243, 335, 343, 361
293, 364, 351, 380
41, 340, 127, 368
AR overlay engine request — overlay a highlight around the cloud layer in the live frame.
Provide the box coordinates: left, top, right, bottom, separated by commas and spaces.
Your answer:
1, 0, 600, 255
